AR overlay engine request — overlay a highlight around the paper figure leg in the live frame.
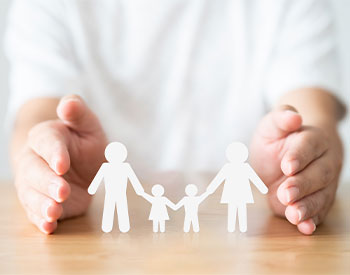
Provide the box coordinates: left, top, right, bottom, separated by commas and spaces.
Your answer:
153, 220, 158, 233
101, 195, 115, 233
116, 197, 130, 233
160, 220, 165, 233
227, 204, 237, 232
238, 204, 247, 232
184, 217, 191, 233
192, 216, 199, 232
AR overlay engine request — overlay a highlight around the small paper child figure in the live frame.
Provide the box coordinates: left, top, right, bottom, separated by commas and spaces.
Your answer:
206, 142, 268, 233
88, 142, 144, 233
174, 184, 210, 232
142, 184, 176, 233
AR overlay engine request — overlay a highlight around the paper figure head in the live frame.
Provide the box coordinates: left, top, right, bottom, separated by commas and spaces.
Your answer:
185, 184, 198, 196
226, 142, 248, 163
152, 184, 164, 197
105, 142, 128, 163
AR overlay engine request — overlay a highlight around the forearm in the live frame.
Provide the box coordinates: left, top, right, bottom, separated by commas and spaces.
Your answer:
11, 97, 60, 170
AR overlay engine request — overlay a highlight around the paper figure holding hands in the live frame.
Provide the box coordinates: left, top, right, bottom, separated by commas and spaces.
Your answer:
174, 184, 210, 232
142, 184, 176, 233
206, 142, 268, 232
88, 142, 144, 233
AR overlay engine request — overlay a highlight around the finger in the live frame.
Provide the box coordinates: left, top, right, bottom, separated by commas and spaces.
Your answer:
257, 105, 303, 140
26, 209, 58, 234
18, 185, 63, 223
56, 94, 103, 134
281, 128, 329, 176
28, 121, 70, 175
284, 183, 335, 226
17, 150, 70, 203
297, 218, 316, 235
277, 153, 335, 205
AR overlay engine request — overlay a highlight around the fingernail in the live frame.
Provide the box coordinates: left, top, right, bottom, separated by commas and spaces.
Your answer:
63, 95, 80, 103
285, 109, 298, 114
286, 187, 299, 203
297, 206, 307, 222
288, 160, 299, 175
39, 219, 47, 232
312, 221, 316, 232
50, 155, 60, 174
48, 183, 60, 201
42, 200, 53, 221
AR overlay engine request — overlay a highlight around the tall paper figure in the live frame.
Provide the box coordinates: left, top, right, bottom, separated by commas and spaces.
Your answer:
142, 184, 176, 233
88, 142, 144, 233
206, 142, 268, 232
174, 184, 210, 232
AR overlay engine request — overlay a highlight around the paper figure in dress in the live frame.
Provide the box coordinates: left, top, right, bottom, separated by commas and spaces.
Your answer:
206, 142, 268, 232
174, 184, 210, 232
88, 142, 144, 233
142, 184, 176, 233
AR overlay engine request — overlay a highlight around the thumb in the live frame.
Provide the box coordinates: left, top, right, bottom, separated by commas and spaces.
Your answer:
56, 95, 103, 134
257, 105, 303, 140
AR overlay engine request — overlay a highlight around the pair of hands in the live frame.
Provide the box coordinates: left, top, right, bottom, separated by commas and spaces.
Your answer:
13, 95, 342, 235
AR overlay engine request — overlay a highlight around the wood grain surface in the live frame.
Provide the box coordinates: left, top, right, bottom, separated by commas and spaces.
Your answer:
0, 172, 349, 274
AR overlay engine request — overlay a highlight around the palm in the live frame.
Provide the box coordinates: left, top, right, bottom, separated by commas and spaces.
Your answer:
60, 125, 107, 219
250, 137, 288, 214
250, 109, 303, 217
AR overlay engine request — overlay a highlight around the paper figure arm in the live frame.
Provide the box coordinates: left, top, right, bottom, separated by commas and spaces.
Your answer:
88, 164, 105, 195
173, 198, 185, 211
141, 193, 154, 203
126, 163, 144, 195
206, 165, 227, 194
165, 198, 177, 211
198, 191, 210, 204
247, 164, 268, 194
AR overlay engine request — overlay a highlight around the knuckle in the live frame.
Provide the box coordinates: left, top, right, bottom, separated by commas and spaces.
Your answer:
289, 175, 309, 195
300, 132, 317, 152
28, 121, 52, 136
305, 189, 330, 218
288, 134, 313, 164
318, 128, 330, 148
28, 120, 68, 152
304, 197, 319, 217
29, 120, 64, 139
321, 163, 334, 186
296, 128, 328, 161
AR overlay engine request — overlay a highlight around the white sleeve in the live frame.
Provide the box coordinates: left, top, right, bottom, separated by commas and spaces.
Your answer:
3, 0, 82, 129
264, 0, 345, 108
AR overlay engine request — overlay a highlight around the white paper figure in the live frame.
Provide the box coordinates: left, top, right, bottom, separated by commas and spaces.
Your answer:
174, 184, 210, 232
142, 184, 176, 233
88, 142, 144, 233
206, 142, 268, 232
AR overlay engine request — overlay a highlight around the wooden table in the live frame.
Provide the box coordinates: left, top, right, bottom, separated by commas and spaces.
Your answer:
0, 173, 349, 274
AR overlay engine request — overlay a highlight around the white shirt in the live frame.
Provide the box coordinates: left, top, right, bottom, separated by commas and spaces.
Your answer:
4, 0, 342, 173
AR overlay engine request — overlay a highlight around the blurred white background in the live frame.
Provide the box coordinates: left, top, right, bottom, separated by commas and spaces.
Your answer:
0, 0, 348, 181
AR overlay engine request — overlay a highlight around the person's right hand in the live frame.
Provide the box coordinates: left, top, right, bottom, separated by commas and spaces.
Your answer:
14, 95, 108, 234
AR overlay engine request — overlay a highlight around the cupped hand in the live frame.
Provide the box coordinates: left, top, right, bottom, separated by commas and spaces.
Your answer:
14, 95, 108, 234
250, 105, 343, 235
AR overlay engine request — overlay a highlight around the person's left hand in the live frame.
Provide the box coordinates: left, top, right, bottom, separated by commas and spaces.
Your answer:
250, 105, 343, 235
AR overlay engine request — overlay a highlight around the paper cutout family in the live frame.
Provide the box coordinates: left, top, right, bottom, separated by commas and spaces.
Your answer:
88, 142, 268, 233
